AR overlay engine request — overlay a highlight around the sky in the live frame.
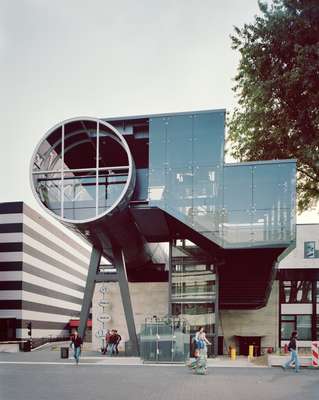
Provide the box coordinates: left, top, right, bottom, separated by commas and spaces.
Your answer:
0, 0, 318, 240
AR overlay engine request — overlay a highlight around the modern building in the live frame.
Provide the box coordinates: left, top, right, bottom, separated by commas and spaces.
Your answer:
29, 109, 297, 357
278, 223, 319, 349
0, 201, 90, 342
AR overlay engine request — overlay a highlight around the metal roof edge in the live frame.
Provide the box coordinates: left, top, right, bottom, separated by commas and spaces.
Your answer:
224, 159, 297, 167
101, 108, 226, 122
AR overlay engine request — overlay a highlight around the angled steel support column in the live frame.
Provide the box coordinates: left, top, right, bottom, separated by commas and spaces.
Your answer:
79, 246, 102, 339
113, 245, 139, 356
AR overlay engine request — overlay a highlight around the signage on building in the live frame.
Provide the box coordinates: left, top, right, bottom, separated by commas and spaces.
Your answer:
99, 300, 111, 307
97, 314, 112, 323
95, 329, 108, 338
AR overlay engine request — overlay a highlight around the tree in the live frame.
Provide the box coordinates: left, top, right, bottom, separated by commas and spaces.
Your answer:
228, 0, 319, 212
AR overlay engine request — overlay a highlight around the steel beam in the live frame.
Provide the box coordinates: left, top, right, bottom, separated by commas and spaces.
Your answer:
78, 246, 102, 339
113, 245, 139, 356
95, 273, 118, 282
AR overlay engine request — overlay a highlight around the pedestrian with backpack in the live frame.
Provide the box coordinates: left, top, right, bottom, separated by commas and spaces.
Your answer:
282, 331, 300, 372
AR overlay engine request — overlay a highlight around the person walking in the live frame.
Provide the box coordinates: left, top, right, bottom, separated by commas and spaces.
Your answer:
282, 330, 300, 372
70, 330, 83, 365
188, 327, 211, 374
103, 329, 111, 355
195, 327, 211, 374
113, 330, 122, 355
108, 329, 116, 356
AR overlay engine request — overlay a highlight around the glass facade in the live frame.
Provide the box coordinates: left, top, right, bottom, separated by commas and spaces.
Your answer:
280, 281, 312, 303
149, 113, 224, 242
280, 315, 312, 340
149, 111, 296, 249
32, 119, 134, 222
140, 317, 190, 363
170, 241, 217, 356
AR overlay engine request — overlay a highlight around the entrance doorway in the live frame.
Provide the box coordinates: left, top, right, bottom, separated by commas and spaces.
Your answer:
236, 336, 261, 356
0, 318, 16, 341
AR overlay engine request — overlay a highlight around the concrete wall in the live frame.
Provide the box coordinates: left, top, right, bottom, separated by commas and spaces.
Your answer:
92, 282, 168, 351
219, 281, 279, 354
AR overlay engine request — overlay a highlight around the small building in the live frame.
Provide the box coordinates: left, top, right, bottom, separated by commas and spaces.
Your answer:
0, 202, 91, 343
277, 223, 319, 350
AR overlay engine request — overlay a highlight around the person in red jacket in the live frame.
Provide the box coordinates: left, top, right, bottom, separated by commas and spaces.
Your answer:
103, 329, 111, 355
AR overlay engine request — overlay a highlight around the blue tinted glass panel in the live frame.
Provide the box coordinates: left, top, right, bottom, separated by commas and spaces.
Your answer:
221, 210, 253, 247
35, 173, 62, 217
63, 173, 97, 219
148, 168, 166, 207
166, 115, 192, 168
193, 165, 222, 234
149, 117, 166, 169
132, 168, 149, 201
253, 163, 295, 210
98, 174, 126, 211
193, 112, 224, 166
165, 167, 193, 226
223, 165, 252, 211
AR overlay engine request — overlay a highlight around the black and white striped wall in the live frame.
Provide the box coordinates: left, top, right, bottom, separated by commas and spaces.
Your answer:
0, 202, 90, 339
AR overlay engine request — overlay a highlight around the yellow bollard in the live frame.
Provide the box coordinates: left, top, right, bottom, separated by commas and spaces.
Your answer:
231, 348, 236, 360
248, 345, 254, 360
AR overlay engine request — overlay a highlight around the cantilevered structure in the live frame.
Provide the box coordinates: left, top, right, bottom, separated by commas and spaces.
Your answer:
30, 110, 296, 356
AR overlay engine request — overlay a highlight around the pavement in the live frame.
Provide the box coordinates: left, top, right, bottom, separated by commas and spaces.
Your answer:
1, 361, 318, 400
1, 344, 318, 400
0, 342, 265, 367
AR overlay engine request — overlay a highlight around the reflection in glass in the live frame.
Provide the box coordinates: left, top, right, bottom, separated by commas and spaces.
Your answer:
33, 127, 62, 172
280, 281, 312, 303
281, 321, 295, 340
193, 112, 224, 166
171, 264, 216, 302
98, 170, 127, 211
166, 115, 192, 168
34, 173, 62, 216
63, 172, 97, 220
170, 251, 216, 356
297, 315, 311, 340
149, 117, 167, 169
32, 119, 133, 221
140, 317, 190, 363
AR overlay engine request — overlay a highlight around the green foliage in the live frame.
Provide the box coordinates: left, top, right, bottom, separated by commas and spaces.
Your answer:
228, 0, 319, 212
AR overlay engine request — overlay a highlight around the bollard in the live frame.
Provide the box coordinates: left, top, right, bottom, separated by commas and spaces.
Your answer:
248, 345, 254, 360
231, 348, 236, 360
312, 342, 318, 367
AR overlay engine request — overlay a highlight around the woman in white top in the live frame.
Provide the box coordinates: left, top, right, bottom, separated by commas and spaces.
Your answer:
195, 327, 211, 353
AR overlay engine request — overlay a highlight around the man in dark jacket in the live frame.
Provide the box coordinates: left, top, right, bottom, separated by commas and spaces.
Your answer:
113, 330, 122, 355
282, 331, 300, 372
70, 330, 83, 365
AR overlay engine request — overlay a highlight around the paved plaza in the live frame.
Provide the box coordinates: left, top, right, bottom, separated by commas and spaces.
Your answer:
0, 349, 318, 400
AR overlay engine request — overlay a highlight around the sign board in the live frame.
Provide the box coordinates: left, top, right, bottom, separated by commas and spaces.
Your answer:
97, 314, 112, 323
99, 300, 111, 307
95, 329, 108, 338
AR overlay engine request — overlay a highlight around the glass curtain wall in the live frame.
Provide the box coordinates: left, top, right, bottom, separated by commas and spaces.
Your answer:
222, 162, 296, 248
149, 111, 296, 249
140, 317, 190, 363
170, 240, 218, 356
32, 120, 132, 221
149, 112, 224, 244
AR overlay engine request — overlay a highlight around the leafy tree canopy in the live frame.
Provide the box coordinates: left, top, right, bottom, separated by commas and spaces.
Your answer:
228, 0, 319, 212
